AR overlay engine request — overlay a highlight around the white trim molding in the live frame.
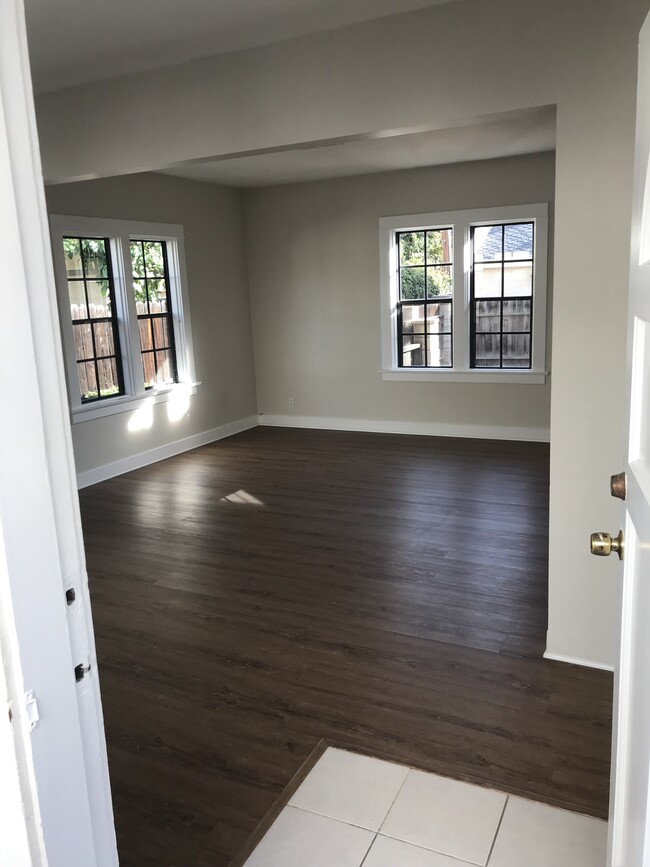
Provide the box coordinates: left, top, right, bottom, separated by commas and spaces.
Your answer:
381, 369, 547, 384
543, 651, 615, 673
77, 416, 258, 488
258, 414, 550, 442
70, 382, 201, 424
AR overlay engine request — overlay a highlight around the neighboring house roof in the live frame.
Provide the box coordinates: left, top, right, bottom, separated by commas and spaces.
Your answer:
475, 223, 533, 260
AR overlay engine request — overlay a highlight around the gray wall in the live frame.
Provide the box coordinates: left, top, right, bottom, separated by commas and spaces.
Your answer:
245, 152, 555, 437
46, 172, 258, 477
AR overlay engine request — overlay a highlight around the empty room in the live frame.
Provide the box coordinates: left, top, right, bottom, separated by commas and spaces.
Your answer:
3, 1, 650, 866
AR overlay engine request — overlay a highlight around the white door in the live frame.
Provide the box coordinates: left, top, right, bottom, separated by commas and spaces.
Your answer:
608, 11, 650, 866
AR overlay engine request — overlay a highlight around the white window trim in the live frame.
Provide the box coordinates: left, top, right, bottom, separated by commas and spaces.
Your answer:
49, 215, 199, 422
379, 203, 549, 383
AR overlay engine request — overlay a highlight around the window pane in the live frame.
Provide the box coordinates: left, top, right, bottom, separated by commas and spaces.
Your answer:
427, 265, 452, 297
133, 280, 147, 311
78, 361, 97, 400
426, 229, 452, 264
427, 334, 452, 367
139, 319, 153, 351
97, 358, 120, 397
503, 333, 531, 367
68, 280, 86, 316
93, 321, 116, 357
503, 299, 531, 332
142, 352, 156, 388
86, 279, 111, 310
399, 232, 425, 266
401, 303, 425, 334
474, 262, 502, 298
475, 299, 501, 333
144, 241, 165, 276
155, 350, 173, 383
152, 317, 170, 349
427, 301, 452, 334
146, 279, 168, 310
474, 333, 501, 367
81, 238, 108, 279
504, 262, 532, 297
400, 267, 425, 300
474, 225, 502, 261
401, 334, 425, 367
504, 223, 533, 260
131, 242, 145, 278
73, 323, 93, 361
63, 238, 83, 277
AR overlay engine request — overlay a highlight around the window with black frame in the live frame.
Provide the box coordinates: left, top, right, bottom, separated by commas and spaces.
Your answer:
130, 240, 178, 388
397, 228, 453, 368
62, 236, 124, 402
470, 222, 534, 369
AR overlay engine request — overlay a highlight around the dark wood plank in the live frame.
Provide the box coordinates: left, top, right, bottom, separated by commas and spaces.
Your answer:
79, 427, 612, 867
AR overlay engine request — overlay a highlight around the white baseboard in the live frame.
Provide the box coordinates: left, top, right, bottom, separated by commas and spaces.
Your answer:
543, 650, 615, 672
76, 416, 259, 488
258, 414, 550, 443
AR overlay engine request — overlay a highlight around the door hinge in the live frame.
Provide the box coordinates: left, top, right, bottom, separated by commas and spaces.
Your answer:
74, 663, 91, 683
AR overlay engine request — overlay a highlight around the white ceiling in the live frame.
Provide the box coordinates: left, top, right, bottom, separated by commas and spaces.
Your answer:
158, 107, 557, 188
25, 0, 459, 93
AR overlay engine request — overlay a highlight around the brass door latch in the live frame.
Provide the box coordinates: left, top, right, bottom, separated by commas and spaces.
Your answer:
590, 530, 624, 560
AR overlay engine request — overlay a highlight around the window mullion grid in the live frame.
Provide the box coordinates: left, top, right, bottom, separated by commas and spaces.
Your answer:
423, 231, 429, 368
76, 236, 125, 403
133, 239, 179, 388
499, 227, 505, 368
79, 239, 101, 398
468, 225, 476, 370
397, 302, 404, 367
143, 241, 161, 384
527, 224, 535, 371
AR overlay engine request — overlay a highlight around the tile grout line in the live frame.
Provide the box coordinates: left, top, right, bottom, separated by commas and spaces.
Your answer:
358, 832, 378, 867
285, 804, 378, 833
376, 767, 413, 836
485, 795, 509, 866
358, 771, 412, 867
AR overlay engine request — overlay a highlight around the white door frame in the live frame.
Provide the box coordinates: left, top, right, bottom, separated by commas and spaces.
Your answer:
0, 1, 117, 864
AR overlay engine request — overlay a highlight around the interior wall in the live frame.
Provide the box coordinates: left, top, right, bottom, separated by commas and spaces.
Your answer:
34, 0, 650, 667
245, 152, 554, 438
45, 173, 258, 480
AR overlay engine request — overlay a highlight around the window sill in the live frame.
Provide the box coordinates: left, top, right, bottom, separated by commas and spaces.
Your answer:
70, 382, 201, 424
380, 369, 547, 384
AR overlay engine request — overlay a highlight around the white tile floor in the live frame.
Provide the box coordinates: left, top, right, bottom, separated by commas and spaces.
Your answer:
244, 747, 607, 867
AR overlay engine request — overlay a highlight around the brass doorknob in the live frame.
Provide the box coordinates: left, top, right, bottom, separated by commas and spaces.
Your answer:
590, 530, 624, 560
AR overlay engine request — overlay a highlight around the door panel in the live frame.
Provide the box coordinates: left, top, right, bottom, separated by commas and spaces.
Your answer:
609, 12, 650, 865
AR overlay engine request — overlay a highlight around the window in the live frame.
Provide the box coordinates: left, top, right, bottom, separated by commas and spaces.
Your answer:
471, 222, 534, 369
51, 216, 197, 422
63, 236, 125, 401
130, 240, 178, 388
380, 204, 548, 383
397, 229, 453, 368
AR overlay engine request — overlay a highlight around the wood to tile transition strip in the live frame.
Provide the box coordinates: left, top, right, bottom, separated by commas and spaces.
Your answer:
228, 739, 330, 867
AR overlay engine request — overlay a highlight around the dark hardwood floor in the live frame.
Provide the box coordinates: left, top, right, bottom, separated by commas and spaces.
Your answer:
79, 427, 613, 867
